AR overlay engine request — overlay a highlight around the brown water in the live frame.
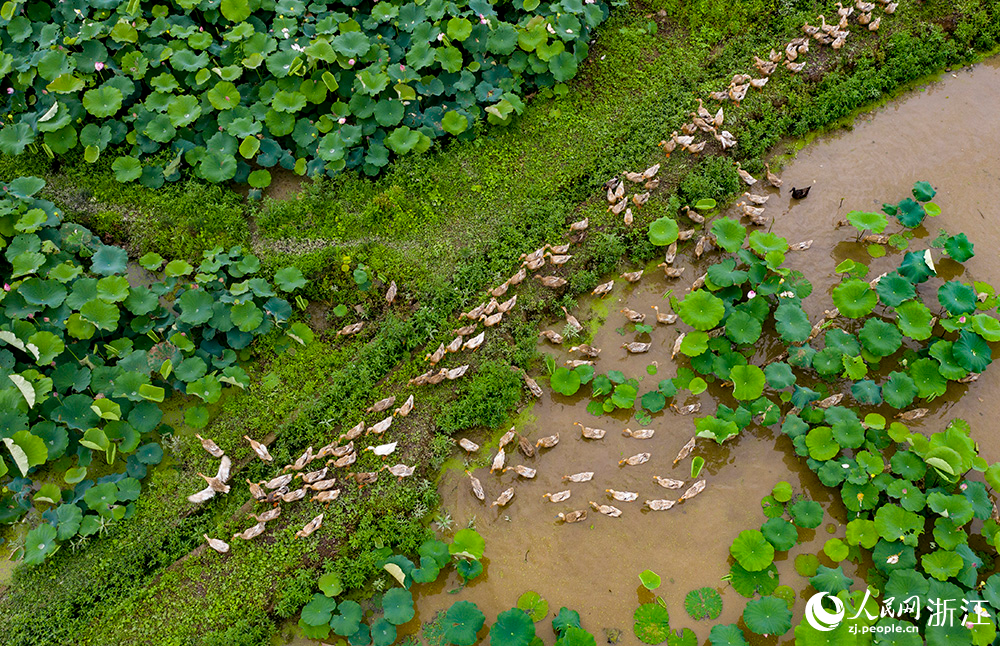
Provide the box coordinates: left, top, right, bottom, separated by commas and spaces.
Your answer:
405, 58, 1000, 644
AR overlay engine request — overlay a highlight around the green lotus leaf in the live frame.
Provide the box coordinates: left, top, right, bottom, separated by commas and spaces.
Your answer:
441, 110, 470, 136
972, 315, 1000, 342
330, 599, 363, 636
333, 32, 371, 58
847, 210, 888, 234
648, 216, 679, 246
555, 626, 596, 646
731, 560, 779, 597
708, 624, 748, 646
83, 85, 123, 118
370, 618, 396, 646
444, 601, 485, 646
823, 538, 849, 562
846, 519, 879, 549
858, 318, 902, 358
492, 609, 535, 646
921, 550, 963, 582
789, 499, 823, 529
730, 529, 775, 572
109, 155, 142, 183
553, 608, 582, 636
199, 152, 238, 183
382, 588, 414, 625
832, 280, 877, 318
731, 365, 765, 401
177, 289, 215, 325
221, 0, 251, 22
302, 593, 337, 626
939, 282, 977, 316
676, 290, 725, 330
22, 523, 58, 566
612, 383, 637, 409
874, 504, 923, 545
679, 330, 709, 356
770, 302, 809, 343
953, 330, 991, 372
695, 416, 740, 444
640, 390, 666, 413
707, 259, 748, 288
881, 371, 917, 409
761, 517, 798, 551
895, 198, 925, 228
710, 217, 746, 253
908, 358, 947, 400
927, 492, 974, 526
804, 426, 838, 461
7, 176, 45, 199
763, 362, 795, 390
517, 591, 549, 622
550, 367, 581, 396
633, 603, 670, 645
449, 528, 485, 560
898, 250, 936, 283
743, 596, 792, 636
944, 233, 974, 263
912, 180, 936, 202
809, 565, 853, 594
207, 81, 241, 111
748, 231, 788, 257
136, 442, 163, 465
248, 170, 271, 189
385, 126, 423, 155
685, 587, 722, 620
894, 300, 933, 340
549, 52, 578, 82
638, 570, 661, 591
875, 272, 916, 307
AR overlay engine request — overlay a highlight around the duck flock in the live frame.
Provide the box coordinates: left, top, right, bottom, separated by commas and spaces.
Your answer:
188, 0, 903, 552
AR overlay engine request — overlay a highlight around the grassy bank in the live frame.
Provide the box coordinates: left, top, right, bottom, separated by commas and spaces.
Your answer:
1, 0, 999, 644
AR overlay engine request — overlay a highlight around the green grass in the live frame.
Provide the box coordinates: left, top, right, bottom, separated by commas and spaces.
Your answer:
1, 1, 999, 644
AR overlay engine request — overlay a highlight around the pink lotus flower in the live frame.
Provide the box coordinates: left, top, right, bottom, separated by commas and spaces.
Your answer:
959, 316, 967, 323
5, 88, 12, 95
338, 117, 346, 125
348, 58, 355, 66
3, 283, 9, 291
94, 61, 105, 71
399, 64, 406, 72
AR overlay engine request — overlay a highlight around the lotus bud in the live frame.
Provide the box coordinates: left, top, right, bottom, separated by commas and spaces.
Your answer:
747, 290, 757, 299
338, 117, 347, 125
3, 283, 10, 291
399, 64, 406, 71
959, 316, 967, 323
5, 89, 12, 95
95, 61, 105, 71
348, 58, 356, 66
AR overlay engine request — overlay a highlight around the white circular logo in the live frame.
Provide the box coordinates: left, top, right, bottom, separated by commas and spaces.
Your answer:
805, 592, 845, 631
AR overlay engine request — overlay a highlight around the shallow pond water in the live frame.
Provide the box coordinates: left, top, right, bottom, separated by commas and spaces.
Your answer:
407, 58, 1000, 644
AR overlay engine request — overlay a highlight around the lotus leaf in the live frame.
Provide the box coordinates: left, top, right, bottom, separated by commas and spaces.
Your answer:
847, 210, 888, 234
517, 591, 549, 622
832, 280, 876, 318
382, 588, 414, 625
707, 259, 748, 288
730, 365, 765, 401
809, 566, 853, 594
648, 217, 679, 246
302, 593, 337, 626
743, 596, 792, 636
684, 587, 722, 620
898, 250, 936, 283
83, 86, 123, 118
874, 504, 923, 545
708, 624, 748, 646
730, 529, 775, 571
972, 314, 1000, 342
896, 198, 926, 227
22, 523, 58, 566
552, 607, 582, 636
763, 363, 795, 390
760, 517, 798, 551
789, 500, 823, 529
770, 303, 809, 343
858, 319, 902, 358
921, 550, 964, 582
556, 626, 597, 646
550, 367, 581, 396
445, 601, 485, 646
729, 560, 779, 597
695, 416, 739, 444
369, 618, 396, 646
845, 519, 879, 549
952, 329, 991, 373
882, 371, 917, 409
939, 282, 977, 316
805, 426, 839, 461
449, 528, 485, 560
640, 390, 666, 413
492, 609, 536, 646
748, 231, 788, 256
873, 272, 915, 308
894, 300, 933, 340
944, 233, 974, 262
638, 569, 661, 591
633, 603, 670, 645
136, 443, 163, 465
912, 180, 936, 202
927, 492, 974, 526
331, 600, 364, 636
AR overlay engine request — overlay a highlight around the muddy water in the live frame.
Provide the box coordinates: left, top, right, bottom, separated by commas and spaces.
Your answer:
405, 59, 1000, 644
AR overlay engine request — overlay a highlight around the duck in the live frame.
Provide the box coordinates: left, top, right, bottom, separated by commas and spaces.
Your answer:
498, 427, 517, 449
543, 490, 571, 503
264, 473, 295, 490
632, 192, 651, 208
691, 272, 707, 290
695, 235, 713, 258
802, 21, 820, 36
480, 312, 504, 327
460, 303, 487, 320
568, 218, 588, 232
816, 393, 844, 409
295, 514, 325, 538
658, 264, 686, 279
623, 428, 655, 439
490, 448, 506, 473
244, 435, 273, 463
623, 170, 645, 183
545, 252, 573, 265
739, 202, 766, 219
536, 434, 560, 449
284, 446, 315, 472
458, 438, 480, 453
674, 133, 695, 148
338, 422, 365, 444
491, 281, 510, 298
385, 464, 416, 480
607, 180, 625, 202
818, 14, 838, 33
769, 48, 784, 62
368, 415, 393, 435
797, 39, 810, 54
365, 441, 398, 457
672, 333, 685, 359
559, 306, 583, 333
673, 402, 701, 416
444, 336, 463, 354
350, 471, 379, 485
462, 331, 485, 351
682, 205, 705, 224
734, 162, 757, 186
385, 280, 397, 305
606, 489, 639, 502
589, 501, 622, 517
831, 33, 847, 49
835, 1, 853, 18
673, 437, 697, 465
574, 422, 606, 439
446, 365, 470, 380
562, 472, 594, 483
508, 266, 527, 286
857, 10, 872, 24
539, 329, 564, 344
708, 90, 730, 102
620, 308, 646, 324
651, 306, 678, 325
393, 394, 414, 418
686, 141, 707, 154
468, 471, 485, 501
505, 465, 537, 478
520, 246, 547, 263
730, 73, 752, 86
569, 344, 601, 357
785, 60, 806, 73
204, 534, 230, 553
233, 522, 266, 541
281, 487, 307, 503
523, 372, 543, 398
664, 242, 678, 264
498, 294, 517, 313
298, 467, 329, 484
728, 84, 749, 104
517, 433, 536, 458
754, 56, 776, 76
247, 479, 267, 501
610, 199, 628, 216
885, 2, 896, 14
659, 137, 678, 156
690, 115, 714, 133
897, 408, 929, 422
307, 478, 339, 492
252, 507, 282, 523
336, 321, 365, 337
312, 489, 342, 503
619, 452, 651, 467
764, 163, 783, 187
790, 240, 814, 251
367, 395, 396, 413
621, 269, 643, 283
646, 499, 677, 511
188, 456, 232, 504
565, 359, 594, 368
492, 487, 515, 507
679, 479, 707, 501
653, 476, 686, 489
592, 280, 614, 297
557, 510, 588, 523
694, 98, 712, 119
331, 452, 357, 468
535, 275, 567, 288
749, 77, 769, 90
714, 130, 737, 150
195, 434, 225, 458
622, 342, 652, 354
868, 16, 881, 30
743, 192, 770, 205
